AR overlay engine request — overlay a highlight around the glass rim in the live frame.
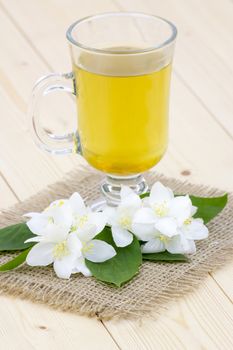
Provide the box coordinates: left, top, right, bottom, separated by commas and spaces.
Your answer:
66, 12, 177, 55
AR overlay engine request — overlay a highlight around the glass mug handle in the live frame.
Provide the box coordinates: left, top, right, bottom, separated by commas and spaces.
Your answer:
28, 72, 81, 155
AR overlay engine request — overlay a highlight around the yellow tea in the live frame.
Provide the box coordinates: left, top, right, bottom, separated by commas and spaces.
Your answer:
74, 62, 171, 175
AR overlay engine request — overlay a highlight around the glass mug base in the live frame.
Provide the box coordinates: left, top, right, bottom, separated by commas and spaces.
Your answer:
91, 174, 148, 211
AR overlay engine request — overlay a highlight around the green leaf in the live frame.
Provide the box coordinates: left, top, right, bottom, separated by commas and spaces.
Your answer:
0, 223, 35, 251
86, 227, 142, 287
140, 192, 150, 199
190, 193, 228, 224
0, 247, 31, 271
143, 251, 189, 262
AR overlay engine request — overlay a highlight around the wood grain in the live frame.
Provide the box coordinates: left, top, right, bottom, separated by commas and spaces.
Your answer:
1, 0, 233, 190
0, 296, 119, 350
0, 0, 232, 349
0, 175, 18, 210
105, 276, 233, 350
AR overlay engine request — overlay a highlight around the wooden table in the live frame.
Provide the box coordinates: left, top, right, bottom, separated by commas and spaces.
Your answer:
0, 1, 232, 349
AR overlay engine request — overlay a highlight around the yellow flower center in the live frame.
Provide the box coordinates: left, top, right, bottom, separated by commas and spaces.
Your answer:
158, 234, 169, 243
53, 241, 69, 260
82, 242, 94, 254
51, 200, 65, 208
45, 200, 65, 211
72, 134, 79, 154
71, 214, 88, 232
48, 216, 54, 224
184, 217, 192, 225
154, 201, 168, 217
119, 215, 131, 229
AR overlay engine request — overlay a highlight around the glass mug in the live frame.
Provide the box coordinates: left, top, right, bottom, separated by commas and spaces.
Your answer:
29, 12, 177, 207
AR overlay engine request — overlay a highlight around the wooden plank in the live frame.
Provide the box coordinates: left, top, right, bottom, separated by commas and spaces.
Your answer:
0, 83, 76, 200
0, 296, 119, 350
1, 0, 233, 191
211, 264, 233, 303
0, 0, 232, 189
0, 8, 87, 200
0, 0, 118, 71
0, 175, 18, 210
105, 276, 233, 350
0, 1, 232, 349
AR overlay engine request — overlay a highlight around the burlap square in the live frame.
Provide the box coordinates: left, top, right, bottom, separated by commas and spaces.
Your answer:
0, 168, 232, 320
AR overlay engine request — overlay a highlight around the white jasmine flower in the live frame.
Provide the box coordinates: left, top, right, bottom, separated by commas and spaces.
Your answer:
24, 199, 72, 236
25, 227, 82, 279
132, 182, 195, 237
25, 192, 116, 278
104, 186, 142, 247
132, 182, 208, 255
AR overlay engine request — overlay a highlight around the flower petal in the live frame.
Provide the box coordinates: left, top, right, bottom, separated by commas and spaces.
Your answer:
120, 186, 141, 209
74, 225, 98, 243
88, 212, 107, 234
48, 198, 67, 208
155, 217, 177, 237
73, 257, 92, 277
52, 233, 83, 279
23, 212, 41, 218
185, 239, 196, 254
84, 239, 116, 262
26, 242, 54, 266
133, 207, 156, 224
141, 238, 165, 253
182, 218, 209, 240
120, 186, 136, 199
111, 226, 133, 247
67, 233, 83, 257
191, 205, 198, 216
131, 207, 156, 240
166, 234, 196, 254
44, 225, 70, 243
103, 206, 117, 226
26, 214, 48, 235
53, 257, 74, 279
150, 182, 174, 205
131, 222, 156, 241
49, 205, 73, 228
169, 195, 193, 225
24, 236, 43, 243
69, 192, 86, 214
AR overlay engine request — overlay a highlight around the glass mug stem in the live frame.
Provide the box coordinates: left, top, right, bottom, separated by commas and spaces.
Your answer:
28, 12, 177, 208
102, 174, 148, 203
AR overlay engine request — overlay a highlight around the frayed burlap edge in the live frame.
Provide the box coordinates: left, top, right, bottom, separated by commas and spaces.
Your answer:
0, 166, 232, 321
